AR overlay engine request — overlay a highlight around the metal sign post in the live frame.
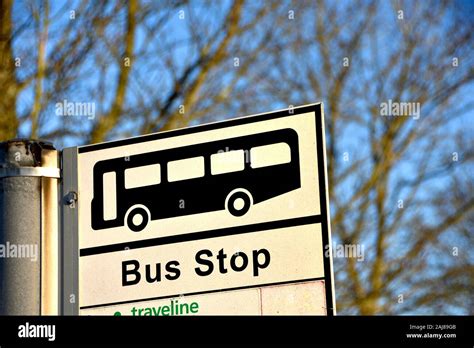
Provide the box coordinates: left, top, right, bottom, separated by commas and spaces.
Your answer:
0, 140, 60, 315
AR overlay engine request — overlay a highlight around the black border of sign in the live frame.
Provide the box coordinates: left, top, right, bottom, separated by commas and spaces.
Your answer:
78, 103, 335, 316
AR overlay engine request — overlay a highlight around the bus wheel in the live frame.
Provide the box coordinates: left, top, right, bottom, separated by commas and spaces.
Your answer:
126, 206, 150, 232
226, 189, 252, 217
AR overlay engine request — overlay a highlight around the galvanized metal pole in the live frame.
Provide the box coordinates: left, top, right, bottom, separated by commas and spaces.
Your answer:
0, 139, 60, 315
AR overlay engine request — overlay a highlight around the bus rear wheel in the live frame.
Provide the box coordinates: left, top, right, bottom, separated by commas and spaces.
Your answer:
226, 189, 252, 217
126, 206, 149, 232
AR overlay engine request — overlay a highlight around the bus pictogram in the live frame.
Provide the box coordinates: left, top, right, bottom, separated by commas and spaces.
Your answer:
91, 128, 301, 232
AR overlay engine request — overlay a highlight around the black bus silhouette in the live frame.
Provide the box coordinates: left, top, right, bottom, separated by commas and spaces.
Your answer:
91, 128, 301, 232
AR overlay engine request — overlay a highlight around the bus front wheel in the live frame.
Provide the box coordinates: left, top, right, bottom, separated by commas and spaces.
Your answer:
126, 206, 150, 232
226, 189, 252, 217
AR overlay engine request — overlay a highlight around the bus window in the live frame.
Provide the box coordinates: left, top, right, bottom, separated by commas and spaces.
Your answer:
168, 156, 205, 182
103, 172, 117, 220
250, 142, 291, 169
125, 164, 161, 189
211, 150, 245, 175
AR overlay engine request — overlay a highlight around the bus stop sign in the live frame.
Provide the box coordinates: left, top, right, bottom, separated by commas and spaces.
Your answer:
62, 103, 336, 315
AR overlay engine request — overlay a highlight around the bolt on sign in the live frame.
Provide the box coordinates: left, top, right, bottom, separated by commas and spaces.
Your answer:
61, 103, 336, 316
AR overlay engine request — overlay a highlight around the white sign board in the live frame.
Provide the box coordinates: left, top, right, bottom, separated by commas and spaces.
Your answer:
66, 103, 336, 315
